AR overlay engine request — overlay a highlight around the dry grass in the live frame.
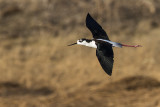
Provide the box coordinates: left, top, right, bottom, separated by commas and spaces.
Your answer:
0, 30, 160, 107
0, 0, 160, 107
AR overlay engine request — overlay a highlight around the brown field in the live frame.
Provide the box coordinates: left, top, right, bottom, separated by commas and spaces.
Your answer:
0, 0, 160, 107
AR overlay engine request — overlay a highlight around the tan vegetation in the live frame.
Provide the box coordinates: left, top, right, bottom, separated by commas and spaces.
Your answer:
0, 0, 160, 107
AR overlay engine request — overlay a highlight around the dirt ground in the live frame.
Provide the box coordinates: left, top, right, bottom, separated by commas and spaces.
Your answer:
0, 0, 160, 107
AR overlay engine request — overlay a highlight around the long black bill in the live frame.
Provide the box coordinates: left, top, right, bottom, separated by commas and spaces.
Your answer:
68, 43, 77, 46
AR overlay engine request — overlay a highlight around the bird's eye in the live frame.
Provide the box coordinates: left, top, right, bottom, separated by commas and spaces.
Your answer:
79, 39, 83, 42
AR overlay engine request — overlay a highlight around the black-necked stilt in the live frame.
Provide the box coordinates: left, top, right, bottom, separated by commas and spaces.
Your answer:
68, 13, 142, 76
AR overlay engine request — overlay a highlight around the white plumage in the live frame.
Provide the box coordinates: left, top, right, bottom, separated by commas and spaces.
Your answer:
77, 40, 97, 48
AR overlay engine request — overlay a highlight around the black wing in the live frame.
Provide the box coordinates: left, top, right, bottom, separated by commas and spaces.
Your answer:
86, 13, 110, 40
96, 43, 114, 76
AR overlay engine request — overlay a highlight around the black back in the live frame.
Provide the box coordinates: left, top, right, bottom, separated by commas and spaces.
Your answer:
86, 13, 110, 40
86, 13, 114, 76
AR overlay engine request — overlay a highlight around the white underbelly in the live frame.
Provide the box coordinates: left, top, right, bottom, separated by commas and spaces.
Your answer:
85, 41, 97, 48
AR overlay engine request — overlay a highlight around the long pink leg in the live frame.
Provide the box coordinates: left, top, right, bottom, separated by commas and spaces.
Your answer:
122, 44, 142, 48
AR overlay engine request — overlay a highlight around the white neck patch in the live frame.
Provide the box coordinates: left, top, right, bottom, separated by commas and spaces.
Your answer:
77, 40, 97, 48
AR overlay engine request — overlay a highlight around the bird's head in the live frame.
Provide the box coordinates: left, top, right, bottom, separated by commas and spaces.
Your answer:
68, 38, 89, 46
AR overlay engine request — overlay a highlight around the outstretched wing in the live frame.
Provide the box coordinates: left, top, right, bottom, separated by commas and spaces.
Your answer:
86, 13, 110, 40
96, 43, 114, 76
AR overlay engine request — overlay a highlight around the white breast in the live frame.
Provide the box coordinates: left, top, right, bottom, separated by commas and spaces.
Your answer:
85, 41, 97, 48
77, 40, 97, 48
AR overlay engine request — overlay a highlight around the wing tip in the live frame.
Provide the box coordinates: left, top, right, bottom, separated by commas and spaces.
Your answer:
105, 70, 112, 76
107, 72, 112, 76
87, 13, 91, 17
86, 13, 91, 21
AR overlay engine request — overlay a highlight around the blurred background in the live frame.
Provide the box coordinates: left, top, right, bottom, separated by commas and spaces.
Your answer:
0, 0, 160, 106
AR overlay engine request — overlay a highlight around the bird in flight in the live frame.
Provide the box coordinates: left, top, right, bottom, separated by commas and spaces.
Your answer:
68, 13, 142, 76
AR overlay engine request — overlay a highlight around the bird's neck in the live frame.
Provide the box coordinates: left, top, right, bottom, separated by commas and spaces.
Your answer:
79, 40, 97, 48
